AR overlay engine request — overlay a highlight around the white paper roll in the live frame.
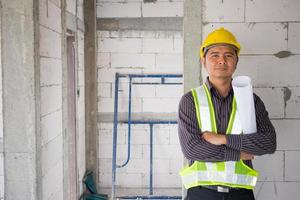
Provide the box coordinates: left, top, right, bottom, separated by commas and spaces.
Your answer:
232, 76, 257, 134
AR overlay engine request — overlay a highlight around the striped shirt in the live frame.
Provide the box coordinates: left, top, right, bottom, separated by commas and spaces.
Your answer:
178, 78, 276, 167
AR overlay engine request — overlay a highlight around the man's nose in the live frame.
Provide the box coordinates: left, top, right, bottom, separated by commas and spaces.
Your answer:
218, 56, 226, 65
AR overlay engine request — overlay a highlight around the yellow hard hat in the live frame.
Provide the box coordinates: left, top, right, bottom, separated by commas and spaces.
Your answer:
200, 27, 241, 58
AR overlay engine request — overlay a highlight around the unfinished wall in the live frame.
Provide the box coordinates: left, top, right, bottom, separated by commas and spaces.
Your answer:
39, 0, 85, 199
97, 0, 184, 197
74, 0, 86, 196
201, 0, 300, 199
0, 11, 4, 200
1, 0, 38, 199
39, 0, 64, 199
0, 0, 85, 199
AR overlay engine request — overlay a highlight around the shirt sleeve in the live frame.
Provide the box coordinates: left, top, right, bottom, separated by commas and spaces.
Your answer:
226, 94, 277, 155
178, 91, 240, 162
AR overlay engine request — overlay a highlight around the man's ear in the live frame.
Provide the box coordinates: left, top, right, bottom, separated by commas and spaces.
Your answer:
200, 57, 206, 68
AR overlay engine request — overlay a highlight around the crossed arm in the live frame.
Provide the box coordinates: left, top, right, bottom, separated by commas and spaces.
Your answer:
178, 92, 276, 162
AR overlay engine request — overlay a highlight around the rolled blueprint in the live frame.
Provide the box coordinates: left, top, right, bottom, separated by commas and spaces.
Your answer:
232, 76, 257, 134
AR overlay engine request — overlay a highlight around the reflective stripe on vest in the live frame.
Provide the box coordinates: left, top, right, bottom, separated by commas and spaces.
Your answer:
180, 84, 258, 190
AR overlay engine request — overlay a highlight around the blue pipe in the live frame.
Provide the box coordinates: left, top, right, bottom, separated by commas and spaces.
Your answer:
111, 73, 182, 199
117, 74, 182, 78
112, 73, 120, 199
149, 124, 154, 195
118, 77, 133, 168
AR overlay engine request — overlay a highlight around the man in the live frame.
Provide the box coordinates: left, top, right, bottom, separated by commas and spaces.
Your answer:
178, 27, 276, 200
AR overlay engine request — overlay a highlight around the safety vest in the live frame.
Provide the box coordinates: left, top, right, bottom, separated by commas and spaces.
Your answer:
179, 84, 258, 190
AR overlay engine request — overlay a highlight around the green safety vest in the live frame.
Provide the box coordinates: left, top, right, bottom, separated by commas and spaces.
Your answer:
179, 84, 258, 190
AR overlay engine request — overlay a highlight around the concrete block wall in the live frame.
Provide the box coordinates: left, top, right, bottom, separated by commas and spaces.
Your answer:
97, 31, 183, 114
97, 0, 184, 196
201, 0, 300, 199
39, 0, 85, 199
76, 29, 86, 196
39, 0, 64, 199
0, 16, 4, 200
98, 123, 183, 196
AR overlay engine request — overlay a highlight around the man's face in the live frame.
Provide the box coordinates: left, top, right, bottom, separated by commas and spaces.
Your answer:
201, 45, 238, 80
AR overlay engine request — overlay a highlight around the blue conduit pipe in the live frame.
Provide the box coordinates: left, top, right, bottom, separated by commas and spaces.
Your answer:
111, 73, 183, 200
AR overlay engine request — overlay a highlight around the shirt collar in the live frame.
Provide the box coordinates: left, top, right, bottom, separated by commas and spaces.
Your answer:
204, 77, 233, 99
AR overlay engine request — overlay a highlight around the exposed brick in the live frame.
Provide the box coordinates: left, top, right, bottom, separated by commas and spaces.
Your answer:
203, 0, 244, 22
98, 38, 142, 53
40, 57, 62, 86
142, 97, 180, 112
41, 86, 62, 116
246, 0, 300, 22
66, 0, 76, 15
253, 151, 284, 182
285, 151, 300, 181
142, 1, 183, 17
98, 83, 112, 98
156, 53, 183, 69
140, 30, 180, 39
41, 110, 62, 145
203, 23, 287, 55
169, 158, 184, 174
285, 87, 300, 118
125, 159, 148, 173
253, 87, 284, 119
131, 126, 150, 145
133, 84, 156, 98
156, 84, 183, 98
98, 97, 114, 113
41, 135, 63, 176
254, 182, 300, 200
42, 161, 63, 200
110, 30, 141, 39
98, 128, 126, 145
153, 173, 182, 188
97, 2, 141, 18
169, 125, 180, 145
142, 38, 176, 53
97, 31, 110, 39
174, 38, 183, 53
116, 173, 144, 188
40, 26, 62, 59
273, 119, 300, 150
237, 55, 300, 87
288, 22, 300, 54
153, 159, 170, 174
111, 53, 155, 69
39, 0, 62, 33
153, 144, 182, 159
97, 53, 110, 69
153, 126, 170, 145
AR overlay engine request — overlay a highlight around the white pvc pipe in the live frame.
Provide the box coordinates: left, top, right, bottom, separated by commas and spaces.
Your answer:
232, 76, 257, 134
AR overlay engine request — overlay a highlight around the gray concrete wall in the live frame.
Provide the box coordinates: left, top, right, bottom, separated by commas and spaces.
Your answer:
97, 0, 300, 199
0, 0, 86, 199
1, 0, 39, 200
39, 0, 86, 199
39, 0, 64, 199
0, 8, 4, 200
96, 0, 184, 197
201, 0, 300, 199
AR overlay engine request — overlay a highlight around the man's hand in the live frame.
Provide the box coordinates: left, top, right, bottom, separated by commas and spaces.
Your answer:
240, 151, 254, 160
202, 131, 227, 145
